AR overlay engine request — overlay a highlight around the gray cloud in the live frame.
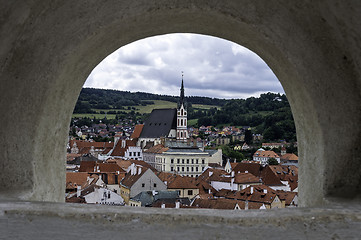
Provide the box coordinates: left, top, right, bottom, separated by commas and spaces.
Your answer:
84, 33, 283, 99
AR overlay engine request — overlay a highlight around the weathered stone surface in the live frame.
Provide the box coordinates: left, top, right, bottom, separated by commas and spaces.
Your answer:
1, 200, 361, 239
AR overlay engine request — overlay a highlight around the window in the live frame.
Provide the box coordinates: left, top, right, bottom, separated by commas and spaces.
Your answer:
196, 159, 198, 164
191, 159, 194, 164
181, 119, 183, 126
192, 167, 194, 172
129, 152, 132, 156
182, 167, 184, 172
108, 192, 111, 198
182, 159, 185, 164
177, 159, 180, 164
196, 167, 198, 172
177, 167, 180, 172
187, 167, 189, 172
202, 159, 205, 164
186, 159, 189, 164
142, 183, 145, 187
154, 183, 157, 188
188, 190, 193, 196
171, 167, 174, 171
138, 152, 140, 156
171, 159, 174, 164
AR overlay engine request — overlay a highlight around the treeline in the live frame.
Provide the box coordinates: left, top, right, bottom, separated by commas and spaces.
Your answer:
73, 88, 296, 142
194, 93, 296, 142
74, 88, 227, 113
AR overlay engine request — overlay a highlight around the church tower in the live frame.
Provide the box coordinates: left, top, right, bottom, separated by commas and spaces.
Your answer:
176, 75, 189, 141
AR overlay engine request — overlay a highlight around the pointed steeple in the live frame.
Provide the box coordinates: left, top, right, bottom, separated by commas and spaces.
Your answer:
180, 72, 185, 106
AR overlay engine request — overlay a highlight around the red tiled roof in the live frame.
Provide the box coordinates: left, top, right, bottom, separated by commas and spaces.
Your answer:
260, 166, 284, 186
192, 198, 244, 210
110, 139, 137, 157
121, 166, 147, 188
168, 176, 197, 189
131, 124, 144, 139
232, 162, 263, 177
144, 144, 169, 154
253, 150, 280, 158
196, 168, 228, 184
231, 185, 278, 205
78, 161, 126, 174
66, 172, 89, 190
280, 153, 298, 161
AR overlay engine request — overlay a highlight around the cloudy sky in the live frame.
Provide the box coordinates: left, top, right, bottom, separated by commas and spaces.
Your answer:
84, 33, 283, 99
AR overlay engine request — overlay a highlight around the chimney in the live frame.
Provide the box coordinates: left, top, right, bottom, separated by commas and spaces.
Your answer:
138, 167, 142, 175
175, 202, 180, 209
245, 200, 249, 210
209, 171, 213, 177
122, 140, 126, 148
161, 203, 165, 209
264, 189, 267, 194
76, 185, 81, 197
250, 186, 254, 194
231, 171, 235, 178
164, 181, 168, 186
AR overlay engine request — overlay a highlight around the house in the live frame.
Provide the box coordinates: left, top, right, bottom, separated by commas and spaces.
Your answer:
261, 142, 287, 149
167, 175, 199, 199
120, 164, 167, 205
129, 190, 182, 207
228, 185, 284, 209
82, 185, 124, 205
241, 142, 250, 150
253, 149, 280, 166
280, 153, 298, 165
143, 144, 169, 169
216, 137, 230, 146
210, 171, 262, 191
268, 165, 298, 191
68, 139, 114, 160
191, 198, 244, 210
109, 139, 143, 160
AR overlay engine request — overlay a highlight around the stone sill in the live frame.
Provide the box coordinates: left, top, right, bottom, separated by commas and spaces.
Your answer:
1, 200, 360, 239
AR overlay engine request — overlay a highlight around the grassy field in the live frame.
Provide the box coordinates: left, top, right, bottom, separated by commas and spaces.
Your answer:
73, 100, 220, 119
188, 119, 198, 126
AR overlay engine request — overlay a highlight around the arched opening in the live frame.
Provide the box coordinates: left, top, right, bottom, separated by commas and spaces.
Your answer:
1, 2, 360, 212
68, 33, 297, 208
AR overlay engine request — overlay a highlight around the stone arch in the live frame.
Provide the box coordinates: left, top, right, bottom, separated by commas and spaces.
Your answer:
0, 1, 360, 208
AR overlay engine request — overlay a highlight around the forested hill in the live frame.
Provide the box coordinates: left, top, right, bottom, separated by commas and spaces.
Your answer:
74, 88, 227, 112
74, 88, 296, 142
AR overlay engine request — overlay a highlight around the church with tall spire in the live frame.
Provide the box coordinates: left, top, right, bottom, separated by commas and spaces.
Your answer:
134, 73, 222, 176
176, 76, 189, 142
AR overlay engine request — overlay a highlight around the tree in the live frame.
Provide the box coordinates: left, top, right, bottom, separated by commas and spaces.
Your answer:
267, 157, 279, 165
245, 129, 252, 144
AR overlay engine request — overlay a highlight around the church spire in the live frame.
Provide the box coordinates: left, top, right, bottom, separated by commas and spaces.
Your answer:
180, 72, 185, 106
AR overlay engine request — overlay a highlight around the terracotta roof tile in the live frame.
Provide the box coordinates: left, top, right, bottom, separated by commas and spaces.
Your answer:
131, 124, 144, 139
120, 166, 147, 188
192, 198, 244, 210
168, 176, 198, 189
